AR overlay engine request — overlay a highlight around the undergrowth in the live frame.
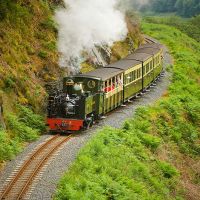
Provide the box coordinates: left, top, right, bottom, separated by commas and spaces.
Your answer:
144, 15, 200, 43
0, 0, 58, 166
0, 105, 45, 164
55, 23, 200, 199
0, 0, 61, 112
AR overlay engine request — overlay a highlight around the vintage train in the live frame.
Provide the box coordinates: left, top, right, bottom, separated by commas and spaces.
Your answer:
47, 43, 163, 132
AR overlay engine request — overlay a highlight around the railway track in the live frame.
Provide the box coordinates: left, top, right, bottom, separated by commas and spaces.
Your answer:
0, 134, 72, 200
144, 36, 155, 44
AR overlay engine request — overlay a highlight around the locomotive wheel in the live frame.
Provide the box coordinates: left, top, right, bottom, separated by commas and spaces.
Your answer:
84, 117, 94, 130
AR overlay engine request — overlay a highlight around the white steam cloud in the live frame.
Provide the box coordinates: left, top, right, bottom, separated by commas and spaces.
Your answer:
55, 0, 128, 73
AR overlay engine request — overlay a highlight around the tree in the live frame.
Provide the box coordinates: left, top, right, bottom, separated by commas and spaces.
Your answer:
149, 0, 200, 17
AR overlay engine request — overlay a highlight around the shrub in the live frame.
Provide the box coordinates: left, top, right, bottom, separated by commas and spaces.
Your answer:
6, 114, 39, 141
140, 134, 161, 150
4, 76, 16, 89
44, 41, 56, 51
157, 161, 179, 178
17, 104, 46, 132
38, 50, 48, 59
40, 18, 57, 31
0, 130, 22, 162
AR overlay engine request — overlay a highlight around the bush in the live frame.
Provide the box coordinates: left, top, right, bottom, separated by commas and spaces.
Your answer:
17, 104, 46, 132
55, 22, 200, 199
6, 114, 39, 141
44, 41, 56, 51
157, 161, 179, 178
140, 134, 161, 150
38, 51, 48, 59
0, 130, 22, 162
4, 76, 16, 90
144, 15, 200, 42
40, 18, 57, 31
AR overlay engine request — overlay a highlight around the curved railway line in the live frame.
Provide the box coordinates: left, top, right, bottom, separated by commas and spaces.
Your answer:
0, 36, 170, 200
0, 134, 72, 200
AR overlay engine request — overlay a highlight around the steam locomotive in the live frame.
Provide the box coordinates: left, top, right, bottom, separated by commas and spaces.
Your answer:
47, 43, 163, 132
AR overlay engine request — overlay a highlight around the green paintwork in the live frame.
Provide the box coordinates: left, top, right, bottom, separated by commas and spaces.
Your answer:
143, 71, 154, 88
124, 79, 142, 101
62, 50, 163, 120
104, 91, 123, 113
154, 65, 163, 78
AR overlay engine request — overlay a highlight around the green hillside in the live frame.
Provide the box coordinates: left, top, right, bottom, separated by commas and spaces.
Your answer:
0, 1, 143, 168
55, 23, 200, 200
0, 0, 62, 167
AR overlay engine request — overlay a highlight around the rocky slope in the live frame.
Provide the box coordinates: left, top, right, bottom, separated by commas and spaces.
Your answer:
0, 1, 143, 167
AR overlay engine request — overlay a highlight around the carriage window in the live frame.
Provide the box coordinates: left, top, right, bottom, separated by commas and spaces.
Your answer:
150, 61, 153, 70
127, 74, 131, 84
117, 75, 122, 86
146, 63, 149, 73
129, 72, 132, 82
131, 71, 134, 82
139, 68, 141, 78
104, 81, 108, 92
112, 77, 115, 88
132, 71, 135, 81
125, 75, 127, 85
109, 79, 111, 87
116, 76, 119, 86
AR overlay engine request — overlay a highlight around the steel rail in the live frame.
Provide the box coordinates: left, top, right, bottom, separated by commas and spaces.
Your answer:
16, 135, 71, 200
0, 134, 71, 200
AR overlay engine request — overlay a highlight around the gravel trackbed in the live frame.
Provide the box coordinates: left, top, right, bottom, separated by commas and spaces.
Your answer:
0, 41, 173, 200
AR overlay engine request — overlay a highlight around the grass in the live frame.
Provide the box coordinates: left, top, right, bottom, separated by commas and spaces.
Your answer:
0, 105, 45, 165
55, 127, 181, 200
144, 15, 200, 43
0, 1, 62, 166
0, 0, 61, 111
0, 2, 143, 167
55, 23, 200, 199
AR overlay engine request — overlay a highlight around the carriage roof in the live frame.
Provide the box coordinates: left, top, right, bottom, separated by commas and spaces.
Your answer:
105, 59, 141, 70
125, 52, 153, 62
77, 67, 123, 81
135, 47, 161, 55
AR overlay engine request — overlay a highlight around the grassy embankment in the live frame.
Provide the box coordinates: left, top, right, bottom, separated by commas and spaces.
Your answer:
0, 2, 143, 169
0, 1, 61, 168
144, 15, 200, 42
55, 23, 200, 199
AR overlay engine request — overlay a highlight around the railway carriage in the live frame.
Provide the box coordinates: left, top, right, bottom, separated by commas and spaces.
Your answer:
105, 59, 143, 102
47, 43, 164, 132
137, 43, 163, 80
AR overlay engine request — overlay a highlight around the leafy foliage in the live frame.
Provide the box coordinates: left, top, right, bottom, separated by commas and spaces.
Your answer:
0, 0, 61, 112
6, 114, 39, 141
17, 104, 46, 132
55, 22, 200, 199
0, 105, 45, 163
55, 128, 180, 200
144, 15, 200, 42
147, 0, 200, 17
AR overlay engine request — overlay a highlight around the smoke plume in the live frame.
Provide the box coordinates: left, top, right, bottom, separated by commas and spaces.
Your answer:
55, 0, 128, 74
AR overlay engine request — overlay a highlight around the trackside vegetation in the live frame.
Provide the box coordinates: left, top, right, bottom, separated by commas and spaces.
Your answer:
0, 105, 45, 164
144, 15, 200, 43
0, 0, 60, 168
55, 24, 200, 199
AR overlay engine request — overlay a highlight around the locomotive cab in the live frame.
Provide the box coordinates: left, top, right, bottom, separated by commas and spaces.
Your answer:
47, 76, 102, 132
